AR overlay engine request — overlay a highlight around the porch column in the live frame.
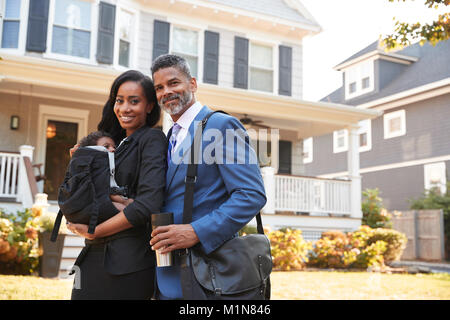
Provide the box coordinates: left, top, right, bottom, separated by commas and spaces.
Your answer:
347, 126, 362, 219
17, 145, 35, 208
261, 166, 276, 214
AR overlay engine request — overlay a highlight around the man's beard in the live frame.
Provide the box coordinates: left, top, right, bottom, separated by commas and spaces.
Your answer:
159, 90, 193, 116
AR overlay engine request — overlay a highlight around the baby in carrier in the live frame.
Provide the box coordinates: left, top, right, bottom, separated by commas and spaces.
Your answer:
51, 131, 128, 240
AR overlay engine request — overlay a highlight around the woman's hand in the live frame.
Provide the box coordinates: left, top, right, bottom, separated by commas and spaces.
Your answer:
110, 195, 134, 207
66, 222, 95, 240
69, 144, 80, 158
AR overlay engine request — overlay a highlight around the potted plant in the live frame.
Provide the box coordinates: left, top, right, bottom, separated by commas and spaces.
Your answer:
37, 210, 67, 278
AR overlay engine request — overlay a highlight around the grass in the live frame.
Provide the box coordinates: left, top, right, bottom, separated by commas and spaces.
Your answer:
0, 271, 449, 300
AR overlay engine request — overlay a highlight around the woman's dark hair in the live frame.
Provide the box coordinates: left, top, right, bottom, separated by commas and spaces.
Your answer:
79, 131, 114, 148
97, 70, 160, 143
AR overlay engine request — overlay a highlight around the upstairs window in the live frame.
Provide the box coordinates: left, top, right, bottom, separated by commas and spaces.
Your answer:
384, 109, 406, 139
424, 162, 447, 195
333, 129, 348, 154
171, 26, 199, 78
1, 0, 22, 48
358, 119, 372, 152
118, 9, 133, 67
344, 60, 374, 99
249, 42, 273, 93
51, 0, 92, 58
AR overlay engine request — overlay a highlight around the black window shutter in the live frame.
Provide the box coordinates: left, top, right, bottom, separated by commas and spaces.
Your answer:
203, 31, 219, 84
96, 2, 116, 64
152, 20, 170, 60
234, 36, 249, 89
278, 140, 292, 174
26, 0, 50, 52
279, 45, 292, 96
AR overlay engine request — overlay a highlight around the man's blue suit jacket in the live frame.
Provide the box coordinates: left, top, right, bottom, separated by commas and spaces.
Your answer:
156, 105, 267, 299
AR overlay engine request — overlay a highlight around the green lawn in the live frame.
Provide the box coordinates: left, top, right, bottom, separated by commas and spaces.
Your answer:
0, 271, 449, 300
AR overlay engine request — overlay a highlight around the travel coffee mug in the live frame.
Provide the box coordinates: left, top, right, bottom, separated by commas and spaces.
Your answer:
151, 212, 174, 267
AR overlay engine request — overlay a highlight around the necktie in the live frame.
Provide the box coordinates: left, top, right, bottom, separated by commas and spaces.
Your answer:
167, 123, 181, 165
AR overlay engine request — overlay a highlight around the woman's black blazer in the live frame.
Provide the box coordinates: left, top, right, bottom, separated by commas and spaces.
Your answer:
102, 126, 167, 275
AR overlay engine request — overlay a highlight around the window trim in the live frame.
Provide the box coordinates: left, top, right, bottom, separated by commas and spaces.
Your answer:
0, 0, 29, 53
168, 21, 203, 80
43, 0, 97, 65
358, 119, 372, 152
333, 129, 348, 154
424, 162, 447, 195
248, 40, 275, 94
114, 6, 138, 69
383, 109, 406, 139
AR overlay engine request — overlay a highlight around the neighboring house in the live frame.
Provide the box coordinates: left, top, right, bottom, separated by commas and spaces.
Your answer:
304, 39, 450, 211
0, 0, 380, 275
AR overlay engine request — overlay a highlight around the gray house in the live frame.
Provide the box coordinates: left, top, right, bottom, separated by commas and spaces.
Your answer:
304, 39, 450, 210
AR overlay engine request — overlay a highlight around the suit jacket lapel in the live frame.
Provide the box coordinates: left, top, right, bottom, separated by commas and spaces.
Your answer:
166, 105, 211, 191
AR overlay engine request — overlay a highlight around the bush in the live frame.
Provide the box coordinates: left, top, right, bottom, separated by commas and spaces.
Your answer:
362, 188, 392, 229
0, 209, 40, 275
268, 228, 312, 271
308, 226, 406, 269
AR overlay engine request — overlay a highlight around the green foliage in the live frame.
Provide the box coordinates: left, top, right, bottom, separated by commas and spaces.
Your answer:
382, 0, 449, 50
0, 209, 40, 275
367, 227, 408, 263
268, 228, 312, 271
361, 188, 393, 229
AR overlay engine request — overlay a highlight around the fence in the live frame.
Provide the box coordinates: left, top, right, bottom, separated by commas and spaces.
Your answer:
391, 210, 445, 261
0, 151, 21, 199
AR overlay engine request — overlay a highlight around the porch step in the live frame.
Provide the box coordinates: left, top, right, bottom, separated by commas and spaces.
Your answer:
59, 232, 84, 278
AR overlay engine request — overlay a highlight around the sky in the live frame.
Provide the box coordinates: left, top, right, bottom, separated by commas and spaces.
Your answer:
300, 0, 448, 101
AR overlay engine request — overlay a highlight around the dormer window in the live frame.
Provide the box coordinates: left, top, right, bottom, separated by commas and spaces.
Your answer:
344, 59, 374, 100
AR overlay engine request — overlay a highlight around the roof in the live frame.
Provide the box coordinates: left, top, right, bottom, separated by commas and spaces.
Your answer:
205, 0, 320, 27
321, 40, 450, 106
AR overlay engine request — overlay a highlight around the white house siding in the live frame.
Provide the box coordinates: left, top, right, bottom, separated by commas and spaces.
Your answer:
137, 11, 166, 75
290, 42, 303, 99
212, 27, 242, 89
291, 140, 304, 175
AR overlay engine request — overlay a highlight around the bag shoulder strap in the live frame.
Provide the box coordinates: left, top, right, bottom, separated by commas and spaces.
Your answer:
183, 110, 265, 235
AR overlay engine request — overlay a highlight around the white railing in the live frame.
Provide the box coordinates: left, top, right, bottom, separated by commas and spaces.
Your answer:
0, 151, 21, 199
274, 174, 351, 216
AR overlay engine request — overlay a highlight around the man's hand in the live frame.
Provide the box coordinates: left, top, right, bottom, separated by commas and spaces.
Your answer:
66, 222, 95, 240
150, 224, 199, 254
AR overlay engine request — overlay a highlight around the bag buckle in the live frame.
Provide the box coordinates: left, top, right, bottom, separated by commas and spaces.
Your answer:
214, 288, 222, 296
185, 176, 197, 183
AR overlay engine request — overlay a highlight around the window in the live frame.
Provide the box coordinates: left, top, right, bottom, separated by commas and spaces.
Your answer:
51, 0, 92, 58
303, 137, 313, 164
249, 42, 273, 93
171, 26, 199, 77
424, 162, 447, 195
384, 109, 406, 139
118, 9, 133, 67
358, 119, 372, 152
1, 0, 22, 48
344, 60, 374, 99
333, 129, 348, 153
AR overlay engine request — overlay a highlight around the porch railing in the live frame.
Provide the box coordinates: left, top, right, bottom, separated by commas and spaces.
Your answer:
274, 174, 351, 216
0, 151, 21, 199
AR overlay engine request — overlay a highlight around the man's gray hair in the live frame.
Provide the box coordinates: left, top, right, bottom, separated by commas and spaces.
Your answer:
151, 54, 192, 79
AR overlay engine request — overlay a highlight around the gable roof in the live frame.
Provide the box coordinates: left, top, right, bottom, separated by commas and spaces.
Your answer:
205, 0, 320, 28
321, 39, 450, 106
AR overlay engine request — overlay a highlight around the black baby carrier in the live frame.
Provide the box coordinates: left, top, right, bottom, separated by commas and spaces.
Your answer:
50, 147, 125, 242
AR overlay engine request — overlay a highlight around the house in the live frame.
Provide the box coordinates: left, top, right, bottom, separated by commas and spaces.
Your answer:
0, 0, 380, 275
303, 39, 450, 211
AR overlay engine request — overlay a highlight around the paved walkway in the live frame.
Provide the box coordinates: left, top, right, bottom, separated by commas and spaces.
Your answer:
390, 260, 450, 274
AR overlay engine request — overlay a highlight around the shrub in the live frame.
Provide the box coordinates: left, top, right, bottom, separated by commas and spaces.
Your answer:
0, 209, 41, 275
268, 228, 312, 271
362, 188, 392, 229
308, 236, 352, 269
367, 228, 407, 263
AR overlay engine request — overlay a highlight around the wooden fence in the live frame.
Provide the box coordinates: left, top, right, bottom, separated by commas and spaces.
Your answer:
391, 210, 446, 261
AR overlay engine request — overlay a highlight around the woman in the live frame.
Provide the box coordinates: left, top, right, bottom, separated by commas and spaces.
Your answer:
67, 70, 167, 300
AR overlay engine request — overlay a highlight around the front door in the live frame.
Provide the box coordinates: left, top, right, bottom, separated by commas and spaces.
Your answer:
278, 140, 292, 174
43, 120, 78, 200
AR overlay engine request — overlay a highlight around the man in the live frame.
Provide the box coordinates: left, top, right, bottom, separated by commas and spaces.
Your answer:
150, 54, 267, 299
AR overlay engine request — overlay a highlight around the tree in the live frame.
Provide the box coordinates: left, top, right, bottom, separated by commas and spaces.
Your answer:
382, 0, 449, 50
